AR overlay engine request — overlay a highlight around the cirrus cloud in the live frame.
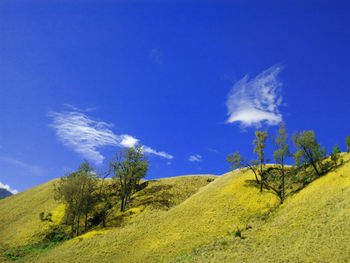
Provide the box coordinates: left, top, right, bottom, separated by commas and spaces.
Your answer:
226, 64, 283, 128
49, 109, 173, 165
189, 154, 202, 162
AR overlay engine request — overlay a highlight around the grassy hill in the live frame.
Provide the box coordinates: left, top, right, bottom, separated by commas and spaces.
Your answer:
173, 155, 350, 262
1, 154, 349, 262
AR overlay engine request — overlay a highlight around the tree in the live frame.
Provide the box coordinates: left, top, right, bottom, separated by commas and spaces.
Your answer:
273, 124, 291, 203
109, 145, 148, 212
54, 161, 98, 237
292, 131, 325, 177
226, 151, 260, 184
346, 135, 350, 153
331, 144, 341, 165
253, 130, 268, 192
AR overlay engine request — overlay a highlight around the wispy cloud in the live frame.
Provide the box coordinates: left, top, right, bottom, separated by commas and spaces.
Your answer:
0, 156, 43, 176
49, 109, 173, 165
0, 181, 18, 194
189, 154, 202, 162
207, 148, 218, 153
226, 64, 283, 128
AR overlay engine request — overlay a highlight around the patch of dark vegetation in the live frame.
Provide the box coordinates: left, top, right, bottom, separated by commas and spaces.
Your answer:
207, 178, 215, 183
3, 227, 70, 261
39, 212, 52, 222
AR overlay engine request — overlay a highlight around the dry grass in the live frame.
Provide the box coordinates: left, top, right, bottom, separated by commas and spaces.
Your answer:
174, 153, 350, 262
2, 154, 349, 263
23, 171, 279, 263
0, 179, 63, 251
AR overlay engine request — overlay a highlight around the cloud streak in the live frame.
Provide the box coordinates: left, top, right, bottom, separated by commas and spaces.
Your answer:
226, 64, 283, 127
189, 154, 202, 162
49, 110, 173, 164
0, 181, 18, 194
0, 156, 43, 176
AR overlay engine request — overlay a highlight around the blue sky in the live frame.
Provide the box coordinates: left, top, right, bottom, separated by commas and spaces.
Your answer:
1, 0, 350, 193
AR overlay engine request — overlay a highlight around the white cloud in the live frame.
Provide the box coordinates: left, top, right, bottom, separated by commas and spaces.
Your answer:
49, 109, 173, 164
189, 154, 202, 162
119, 135, 139, 148
0, 181, 18, 194
226, 64, 283, 127
142, 146, 174, 159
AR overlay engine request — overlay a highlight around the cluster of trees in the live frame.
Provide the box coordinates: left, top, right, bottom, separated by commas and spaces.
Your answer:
227, 124, 348, 204
53, 145, 148, 237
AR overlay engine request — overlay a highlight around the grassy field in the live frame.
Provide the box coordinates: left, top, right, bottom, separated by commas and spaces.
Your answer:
1, 154, 349, 262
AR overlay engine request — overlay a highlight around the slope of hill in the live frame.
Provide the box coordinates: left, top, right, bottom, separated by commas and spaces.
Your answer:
1, 155, 349, 263
25, 170, 279, 263
0, 174, 218, 260
0, 188, 12, 199
0, 179, 63, 251
173, 154, 350, 262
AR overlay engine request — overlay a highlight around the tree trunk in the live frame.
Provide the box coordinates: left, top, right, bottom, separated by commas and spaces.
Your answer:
251, 169, 260, 184
281, 164, 285, 204
84, 211, 88, 232
121, 196, 125, 212
77, 213, 81, 236
71, 217, 75, 237
310, 161, 320, 177
102, 210, 106, 227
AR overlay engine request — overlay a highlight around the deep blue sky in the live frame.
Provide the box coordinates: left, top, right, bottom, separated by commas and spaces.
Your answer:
1, 0, 349, 193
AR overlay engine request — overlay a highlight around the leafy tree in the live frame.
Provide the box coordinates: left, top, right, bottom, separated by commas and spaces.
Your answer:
109, 145, 148, 212
253, 130, 268, 192
226, 151, 260, 184
292, 131, 325, 177
92, 168, 114, 228
273, 124, 291, 203
346, 135, 350, 153
54, 161, 98, 237
331, 144, 341, 165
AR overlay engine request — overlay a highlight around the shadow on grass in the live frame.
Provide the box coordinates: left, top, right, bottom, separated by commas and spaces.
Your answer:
243, 179, 260, 190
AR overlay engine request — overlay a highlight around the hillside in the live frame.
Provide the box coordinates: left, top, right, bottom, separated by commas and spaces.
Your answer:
0, 189, 12, 199
173, 154, 350, 262
1, 154, 349, 262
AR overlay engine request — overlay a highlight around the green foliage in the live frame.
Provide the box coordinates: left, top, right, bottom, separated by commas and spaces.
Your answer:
226, 151, 259, 184
39, 212, 52, 222
54, 160, 99, 237
292, 131, 326, 177
273, 124, 291, 203
253, 130, 268, 192
331, 144, 341, 165
346, 135, 350, 153
110, 145, 149, 212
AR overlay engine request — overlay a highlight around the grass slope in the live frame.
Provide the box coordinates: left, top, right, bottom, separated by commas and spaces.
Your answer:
0, 179, 64, 251
175, 154, 350, 262
28, 171, 279, 263
3, 155, 349, 263
0, 175, 218, 262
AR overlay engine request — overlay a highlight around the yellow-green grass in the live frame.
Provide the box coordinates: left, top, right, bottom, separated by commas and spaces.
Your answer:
0, 174, 217, 261
0, 179, 64, 251
25, 170, 279, 263
4, 154, 349, 263
174, 154, 350, 262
